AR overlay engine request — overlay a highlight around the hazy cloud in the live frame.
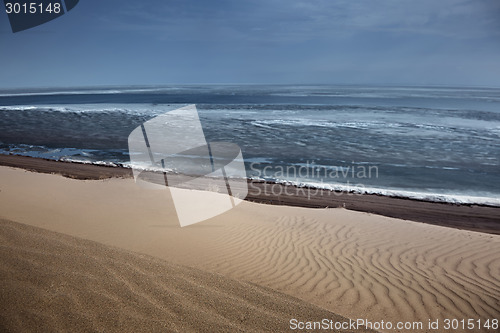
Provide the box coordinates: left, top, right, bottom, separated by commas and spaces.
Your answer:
0, 0, 499, 87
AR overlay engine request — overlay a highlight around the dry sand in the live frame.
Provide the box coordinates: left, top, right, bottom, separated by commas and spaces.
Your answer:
1, 219, 370, 332
1, 166, 499, 332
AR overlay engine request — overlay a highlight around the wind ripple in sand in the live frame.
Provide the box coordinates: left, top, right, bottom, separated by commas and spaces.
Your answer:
200, 208, 500, 332
0, 219, 375, 333
0, 168, 497, 332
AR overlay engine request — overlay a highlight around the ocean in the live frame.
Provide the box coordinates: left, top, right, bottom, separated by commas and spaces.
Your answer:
1, 85, 499, 206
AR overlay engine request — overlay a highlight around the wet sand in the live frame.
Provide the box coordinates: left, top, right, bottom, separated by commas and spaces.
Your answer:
1, 154, 498, 234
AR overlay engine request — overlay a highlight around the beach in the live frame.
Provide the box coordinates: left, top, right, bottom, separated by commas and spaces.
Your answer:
2, 0, 500, 330
2, 154, 499, 234
1, 159, 499, 332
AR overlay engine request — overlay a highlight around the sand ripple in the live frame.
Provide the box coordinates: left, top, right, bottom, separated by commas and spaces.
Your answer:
199, 207, 500, 332
0, 219, 374, 333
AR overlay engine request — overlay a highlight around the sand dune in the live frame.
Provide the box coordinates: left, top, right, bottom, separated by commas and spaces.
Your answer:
1, 166, 499, 332
0, 219, 375, 332
203, 209, 500, 325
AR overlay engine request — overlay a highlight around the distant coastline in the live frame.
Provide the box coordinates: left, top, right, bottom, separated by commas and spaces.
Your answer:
2, 154, 499, 235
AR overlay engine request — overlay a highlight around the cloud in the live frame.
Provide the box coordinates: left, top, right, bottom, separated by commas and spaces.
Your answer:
97, 0, 500, 42
1, 0, 499, 87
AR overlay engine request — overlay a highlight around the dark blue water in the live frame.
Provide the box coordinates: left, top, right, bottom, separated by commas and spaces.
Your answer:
1, 85, 499, 205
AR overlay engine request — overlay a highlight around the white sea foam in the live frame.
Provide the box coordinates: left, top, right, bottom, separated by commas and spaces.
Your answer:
0, 104, 181, 115
251, 177, 500, 207
0, 87, 180, 97
251, 119, 396, 130
2, 145, 497, 206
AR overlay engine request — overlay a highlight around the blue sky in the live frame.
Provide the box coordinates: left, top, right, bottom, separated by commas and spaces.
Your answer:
1, 0, 500, 88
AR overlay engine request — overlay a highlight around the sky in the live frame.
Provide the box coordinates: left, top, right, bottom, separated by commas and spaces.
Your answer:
1, 0, 500, 88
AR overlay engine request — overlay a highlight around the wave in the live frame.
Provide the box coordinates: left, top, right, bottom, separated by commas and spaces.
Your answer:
250, 176, 500, 207
0, 87, 182, 97
268, 86, 500, 101
251, 119, 381, 129
3, 146, 497, 207
250, 118, 500, 136
0, 104, 179, 116
250, 119, 422, 132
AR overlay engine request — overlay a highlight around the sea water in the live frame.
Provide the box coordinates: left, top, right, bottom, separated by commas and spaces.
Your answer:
1, 85, 499, 206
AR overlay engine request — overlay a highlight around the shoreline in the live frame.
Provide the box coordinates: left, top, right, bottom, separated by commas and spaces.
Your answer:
1, 164, 498, 332
1, 154, 499, 235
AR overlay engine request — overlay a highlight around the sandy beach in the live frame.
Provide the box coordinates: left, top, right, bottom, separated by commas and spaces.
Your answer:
2, 155, 498, 234
3, 0, 500, 331
1, 161, 499, 332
